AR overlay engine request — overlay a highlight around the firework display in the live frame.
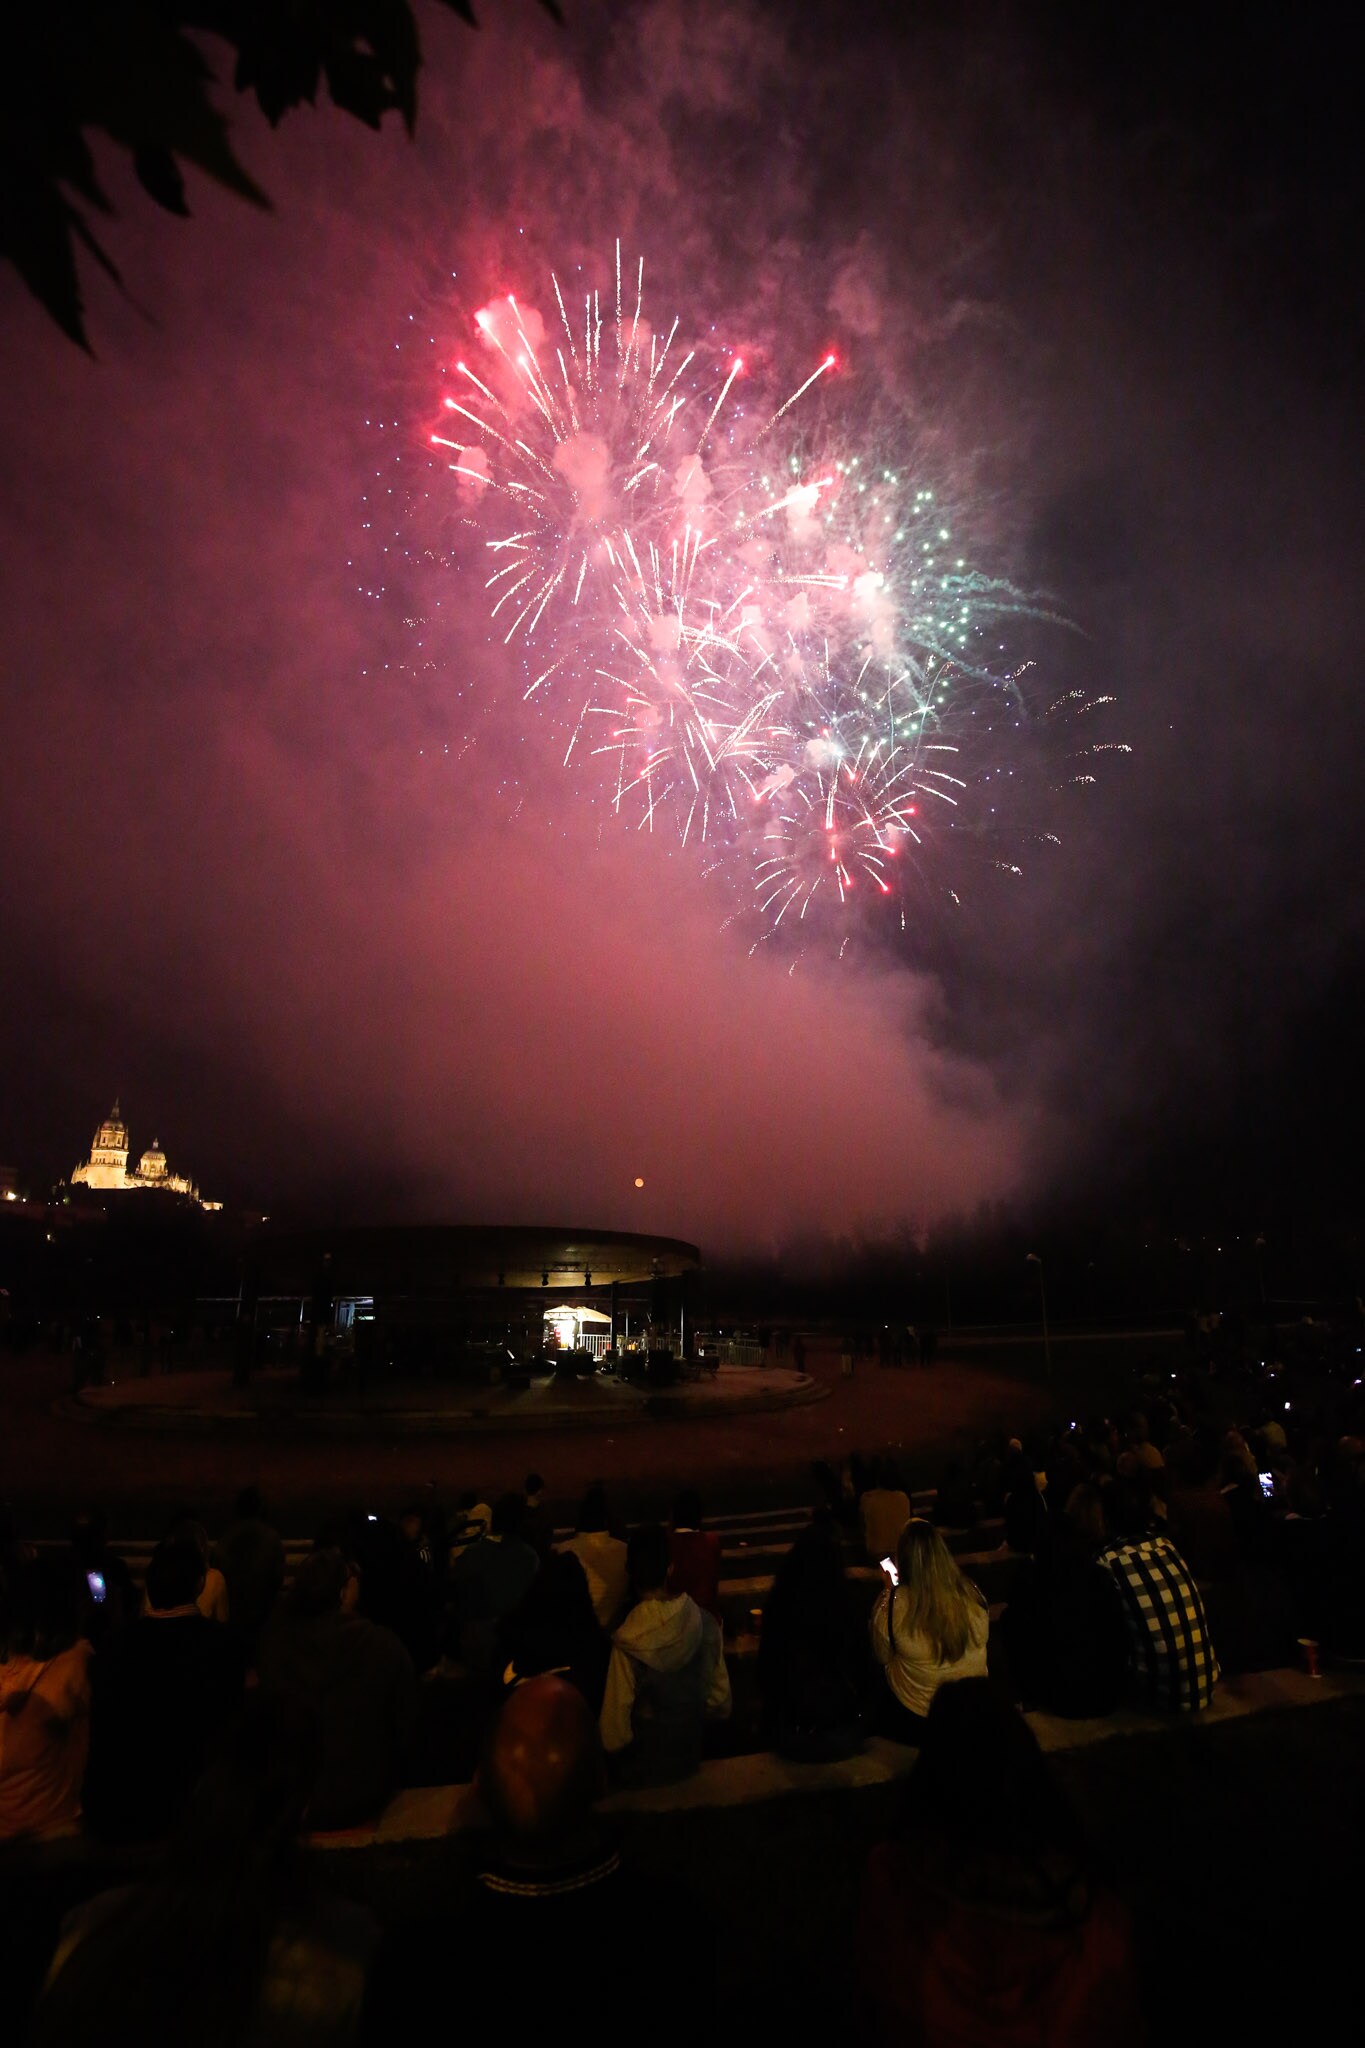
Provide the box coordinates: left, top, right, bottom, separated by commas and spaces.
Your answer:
428, 246, 1125, 934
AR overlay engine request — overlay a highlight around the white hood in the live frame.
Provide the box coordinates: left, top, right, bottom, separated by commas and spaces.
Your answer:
612, 1593, 705, 1673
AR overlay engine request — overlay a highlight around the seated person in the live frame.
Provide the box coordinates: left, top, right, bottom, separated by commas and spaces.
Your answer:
1167, 1431, 1240, 1580
931, 1462, 979, 1531
449, 1490, 492, 1560
1000, 1485, 1128, 1717
1321, 1456, 1365, 1657
214, 1487, 285, 1650
451, 1494, 540, 1676
600, 1525, 731, 1784
856, 1679, 1142, 2043
32, 1695, 377, 2048
869, 1519, 989, 1740
521, 1473, 555, 1560
364, 1677, 716, 2035
256, 1549, 417, 1830
69, 1511, 140, 1651
667, 1489, 723, 1619
758, 1513, 869, 1760
859, 1460, 912, 1565
167, 1513, 230, 1623
452, 1495, 540, 1624
497, 1551, 609, 1712
0, 1553, 92, 1842
1126, 1410, 1167, 1477
1001, 1441, 1050, 1553
84, 1533, 244, 1843
1096, 1479, 1219, 1712
349, 1510, 442, 1675
556, 1483, 629, 1630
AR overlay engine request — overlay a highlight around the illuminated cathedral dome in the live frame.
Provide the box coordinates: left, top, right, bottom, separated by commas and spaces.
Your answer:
137, 1140, 168, 1180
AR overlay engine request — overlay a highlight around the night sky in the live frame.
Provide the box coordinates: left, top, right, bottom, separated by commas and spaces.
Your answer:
1, 2, 1361, 1247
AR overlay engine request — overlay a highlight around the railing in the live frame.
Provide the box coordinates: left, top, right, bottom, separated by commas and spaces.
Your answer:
710, 1340, 765, 1366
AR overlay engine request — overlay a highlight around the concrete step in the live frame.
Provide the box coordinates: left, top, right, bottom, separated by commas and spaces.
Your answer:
314, 1665, 1365, 1848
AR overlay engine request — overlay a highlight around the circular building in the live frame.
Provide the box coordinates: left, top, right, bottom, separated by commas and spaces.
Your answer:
245, 1223, 701, 1381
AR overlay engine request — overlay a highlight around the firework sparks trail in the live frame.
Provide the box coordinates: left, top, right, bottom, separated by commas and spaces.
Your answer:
423, 249, 1125, 938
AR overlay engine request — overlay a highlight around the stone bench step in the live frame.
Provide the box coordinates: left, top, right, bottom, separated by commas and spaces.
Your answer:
308, 1665, 1364, 1850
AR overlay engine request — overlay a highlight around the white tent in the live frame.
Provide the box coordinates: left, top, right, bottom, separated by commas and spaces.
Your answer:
543, 1301, 612, 1350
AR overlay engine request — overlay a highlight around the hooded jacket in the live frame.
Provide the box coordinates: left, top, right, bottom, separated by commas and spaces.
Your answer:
600, 1593, 731, 1782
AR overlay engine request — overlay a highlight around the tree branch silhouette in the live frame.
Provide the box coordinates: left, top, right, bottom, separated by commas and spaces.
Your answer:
0, 1, 561, 350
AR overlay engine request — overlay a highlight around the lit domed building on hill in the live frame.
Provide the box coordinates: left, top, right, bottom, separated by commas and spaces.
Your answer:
69, 1100, 222, 1209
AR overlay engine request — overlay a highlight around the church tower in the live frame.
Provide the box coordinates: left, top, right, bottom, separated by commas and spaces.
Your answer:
72, 1100, 131, 1190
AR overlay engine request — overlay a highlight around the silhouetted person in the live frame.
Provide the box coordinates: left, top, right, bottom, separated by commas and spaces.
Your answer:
214, 1487, 285, 1653
497, 1550, 609, 1712
522, 1472, 555, 1559
452, 1493, 540, 1677
932, 1462, 978, 1530
1002, 1443, 1049, 1555
860, 1460, 912, 1564
84, 1533, 244, 1844
68, 1511, 139, 1652
356, 1509, 441, 1673
1001, 1485, 1128, 1717
32, 1694, 378, 2048
667, 1488, 723, 1619
857, 1680, 1142, 2042
363, 1676, 715, 2039
759, 1512, 869, 1760
557, 1481, 629, 1629
256, 1549, 416, 1830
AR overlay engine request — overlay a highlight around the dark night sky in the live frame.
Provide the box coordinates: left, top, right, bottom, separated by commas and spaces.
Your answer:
1, 1, 1361, 1247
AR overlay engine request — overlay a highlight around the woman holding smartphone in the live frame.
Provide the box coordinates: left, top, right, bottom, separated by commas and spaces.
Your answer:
869, 1519, 989, 1741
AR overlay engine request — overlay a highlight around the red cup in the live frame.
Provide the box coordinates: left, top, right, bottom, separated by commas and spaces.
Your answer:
1297, 1637, 1321, 1679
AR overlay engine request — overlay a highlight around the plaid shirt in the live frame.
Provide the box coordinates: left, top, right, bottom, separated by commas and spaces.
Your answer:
1098, 1534, 1219, 1712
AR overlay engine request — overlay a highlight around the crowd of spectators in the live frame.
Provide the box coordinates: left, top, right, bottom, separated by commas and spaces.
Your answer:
3, 1348, 1364, 2042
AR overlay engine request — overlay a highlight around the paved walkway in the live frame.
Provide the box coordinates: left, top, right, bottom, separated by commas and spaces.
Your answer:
5, 1335, 1108, 1530
64, 1363, 825, 1433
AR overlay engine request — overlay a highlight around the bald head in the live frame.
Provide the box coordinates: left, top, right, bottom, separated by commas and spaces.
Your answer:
481, 1676, 603, 1841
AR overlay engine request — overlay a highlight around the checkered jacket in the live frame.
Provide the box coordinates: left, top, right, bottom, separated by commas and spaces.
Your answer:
1097, 1534, 1219, 1712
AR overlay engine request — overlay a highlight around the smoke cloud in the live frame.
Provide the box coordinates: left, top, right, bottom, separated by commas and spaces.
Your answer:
0, 1, 1359, 1240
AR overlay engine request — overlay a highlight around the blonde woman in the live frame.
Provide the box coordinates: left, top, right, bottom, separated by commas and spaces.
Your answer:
870, 1519, 989, 1739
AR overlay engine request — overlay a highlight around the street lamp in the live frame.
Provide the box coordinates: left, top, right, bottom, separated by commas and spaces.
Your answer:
1025, 1253, 1051, 1377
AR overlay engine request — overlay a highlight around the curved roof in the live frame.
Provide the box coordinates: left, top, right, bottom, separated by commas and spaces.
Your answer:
251, 1223, 701, 1295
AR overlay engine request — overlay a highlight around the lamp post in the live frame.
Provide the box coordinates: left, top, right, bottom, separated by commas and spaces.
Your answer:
1026, 1253, 1051, 1378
